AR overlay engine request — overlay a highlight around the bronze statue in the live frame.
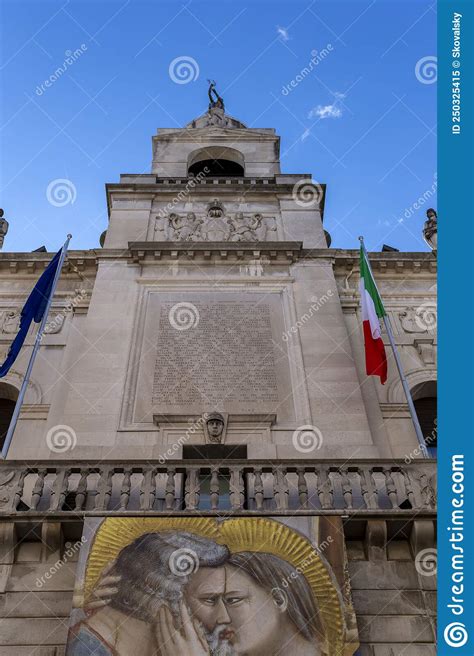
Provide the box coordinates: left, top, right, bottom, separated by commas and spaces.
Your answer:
207, 79, 224, 111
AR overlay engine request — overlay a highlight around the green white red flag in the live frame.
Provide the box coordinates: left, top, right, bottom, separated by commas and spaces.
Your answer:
359, 246, 387, 384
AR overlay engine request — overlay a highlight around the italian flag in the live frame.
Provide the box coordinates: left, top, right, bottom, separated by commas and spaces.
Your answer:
359, 246, 387, 384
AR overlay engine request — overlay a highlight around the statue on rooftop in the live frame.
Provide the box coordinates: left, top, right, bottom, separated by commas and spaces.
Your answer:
207, 79, 224, 111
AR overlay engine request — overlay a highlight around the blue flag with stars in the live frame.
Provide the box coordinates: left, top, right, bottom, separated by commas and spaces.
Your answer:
0, 248, 62, 378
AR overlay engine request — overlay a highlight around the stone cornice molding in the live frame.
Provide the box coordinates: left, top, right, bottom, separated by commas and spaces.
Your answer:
0, 251, 99, 275
0, 247, 438, 273
128, 241, 304, 264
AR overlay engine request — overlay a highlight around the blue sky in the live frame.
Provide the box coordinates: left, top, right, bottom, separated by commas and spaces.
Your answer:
1, 0, 437, 253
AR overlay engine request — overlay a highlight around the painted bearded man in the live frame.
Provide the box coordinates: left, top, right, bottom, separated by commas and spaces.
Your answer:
67, 531, 327, 656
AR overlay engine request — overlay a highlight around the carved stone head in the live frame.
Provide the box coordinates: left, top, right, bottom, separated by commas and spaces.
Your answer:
205, 412, 225, 443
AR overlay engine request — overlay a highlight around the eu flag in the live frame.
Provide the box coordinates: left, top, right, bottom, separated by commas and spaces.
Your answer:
0, 249, 62, 377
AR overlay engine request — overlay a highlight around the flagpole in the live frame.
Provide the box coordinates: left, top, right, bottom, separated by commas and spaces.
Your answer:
1, 235, 72, 459
358, 236, 429, 459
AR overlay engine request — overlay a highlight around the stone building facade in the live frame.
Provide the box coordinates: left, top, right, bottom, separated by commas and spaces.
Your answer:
0, 101, 436, 655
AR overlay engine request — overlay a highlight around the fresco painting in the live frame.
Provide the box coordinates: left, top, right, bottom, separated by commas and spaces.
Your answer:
66, 517, 358, 656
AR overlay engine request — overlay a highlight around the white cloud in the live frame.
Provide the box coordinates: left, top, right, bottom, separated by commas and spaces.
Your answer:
277, 26, 290, 41
308, 91, 345, 120
308, 104, 342, 120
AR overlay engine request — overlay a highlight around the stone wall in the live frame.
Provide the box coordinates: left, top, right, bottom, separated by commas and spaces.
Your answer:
0, 524, 76, 655
0, 519, 437, 655
347, 520, 436, 655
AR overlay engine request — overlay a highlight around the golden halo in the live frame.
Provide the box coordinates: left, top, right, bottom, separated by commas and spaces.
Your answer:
84, 517, 345, 654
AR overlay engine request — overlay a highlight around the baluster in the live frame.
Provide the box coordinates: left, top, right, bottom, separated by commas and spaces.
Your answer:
50, 469, 70, 511
13, 470, 27, 510
253, 467, 264, 510
165, 468, 176, 510
31, 469, 47, 510
297, 468, 308, 509
184, 468, 200, 510
316, 469, 333, 510
273, 467, 289, 510
359, 467, 378, 509
210, 469, 220, 510
340, 468, 353, 509
75, 469, 89, 511
229, 467, 244, 510
95, 468, 113, 510
418, 471, 435, 509
384, 469, 398, 508
120, 469, 132, 510
140, 468, 156, 510
403, 470, 417, 508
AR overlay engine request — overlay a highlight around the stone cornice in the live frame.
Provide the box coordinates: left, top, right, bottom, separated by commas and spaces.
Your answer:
0, 250, 100, 275
153, 128, 278, 141
105, 175, 324, 216
0, 247, 438, 272
128, 241, 304, 264
330, 249, 437, 274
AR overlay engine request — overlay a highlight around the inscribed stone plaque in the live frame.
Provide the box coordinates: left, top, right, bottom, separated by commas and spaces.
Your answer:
153, 301, 279, 407
133, 292, 294, 421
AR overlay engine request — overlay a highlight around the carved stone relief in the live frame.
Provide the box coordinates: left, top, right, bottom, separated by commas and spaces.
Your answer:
0, 311, 20, 335
154, 200, 276, 242
0, 310, 65, 335
203, 412, 228, 444
0, 471, 15, 507
399, 307, 436, 334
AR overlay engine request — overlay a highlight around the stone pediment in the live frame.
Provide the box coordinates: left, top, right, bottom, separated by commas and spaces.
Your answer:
186, 106, 247, 130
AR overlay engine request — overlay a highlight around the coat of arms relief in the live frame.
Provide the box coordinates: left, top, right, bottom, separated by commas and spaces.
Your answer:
154, 199, 277, 242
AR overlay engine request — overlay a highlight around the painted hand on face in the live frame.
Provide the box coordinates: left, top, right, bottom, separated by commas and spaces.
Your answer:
84, 561, 121, 611
156, 603, 210, 656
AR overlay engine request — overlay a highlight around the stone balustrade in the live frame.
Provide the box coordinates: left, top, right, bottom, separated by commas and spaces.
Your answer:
0, 459, 436, 517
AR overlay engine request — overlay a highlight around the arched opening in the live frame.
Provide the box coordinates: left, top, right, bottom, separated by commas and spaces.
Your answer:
188, 146, 245, 177
0, 383, 18, 451
412, 380, 437, 457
